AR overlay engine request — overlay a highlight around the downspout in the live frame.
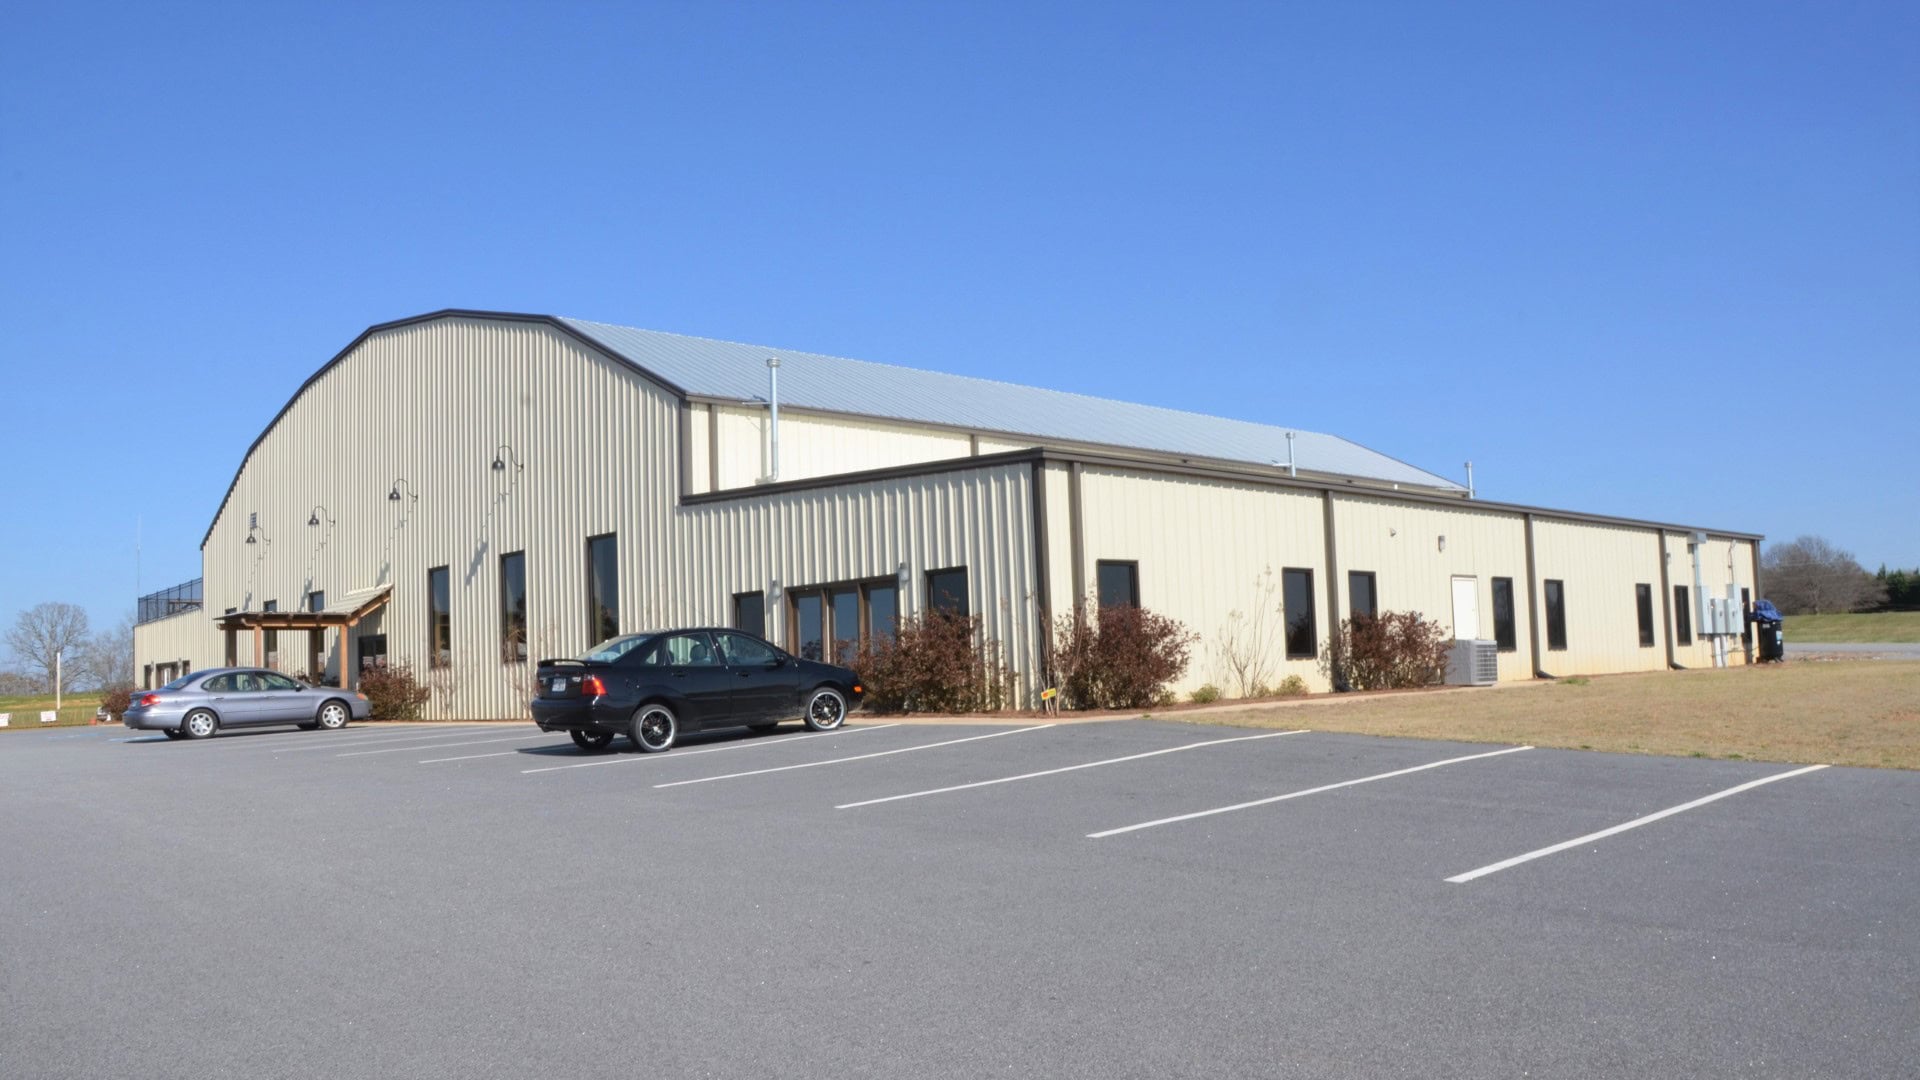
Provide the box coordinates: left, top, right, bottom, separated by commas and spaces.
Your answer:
1659, 531, 1681, 670
1524, 513, 1550, 679
1691, 531, 1716, 668
1030, 460, 1053, 700
1322, 491, 1347, 691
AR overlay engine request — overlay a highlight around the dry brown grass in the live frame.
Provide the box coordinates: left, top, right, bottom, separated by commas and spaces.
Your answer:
1180, 661, 1920, 769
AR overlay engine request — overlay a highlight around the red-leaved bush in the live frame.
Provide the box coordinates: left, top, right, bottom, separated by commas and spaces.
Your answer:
852, 611, 1013, 714
1327, 612, 1451, 691
359, 661, 432, 720
1049, 604, 1197, 710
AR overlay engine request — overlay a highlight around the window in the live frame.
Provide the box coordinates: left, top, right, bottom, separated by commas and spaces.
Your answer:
428, 566, 451, 668
1491, 578, 1516, 652
587, 534, 619, 644
793, 591, 825, 660
658, 632, 719, 666
1636, 584, 1656, 647
260, 672, 302, 691
307, 591, 325, 613
1282, 568, 1316, 660
1348, 571, 1377, 620
263, 600, 278, 665
831, 588, 861, 664
926, 567, 969, 617
865, 581, 899, 644
500, 551, 527, 662
359, 634, 388, 670
1097, 561, 1139, 608
715, 632, 776, 666
1545, 580, 1567, 651
1674, 585, 1692, 646
733, 592, 766, 639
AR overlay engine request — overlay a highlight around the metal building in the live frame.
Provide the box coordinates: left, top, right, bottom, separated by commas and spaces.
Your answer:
133, 310, 1761, 716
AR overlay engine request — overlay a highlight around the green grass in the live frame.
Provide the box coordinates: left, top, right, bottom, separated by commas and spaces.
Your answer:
0, 692, 105, 730
1786, 611, 1920, 643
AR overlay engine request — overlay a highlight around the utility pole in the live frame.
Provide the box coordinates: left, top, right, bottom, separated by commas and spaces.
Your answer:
55, 648, 63, 713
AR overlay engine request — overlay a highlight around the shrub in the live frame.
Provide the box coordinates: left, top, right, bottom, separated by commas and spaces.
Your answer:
1050, 604, 1198, 711
1326, 611, 1450, 691
99, 684, 135, 720
359, 661, 432, 720
1277, 675, 1308, 697
1189, 683, 1222, 705
852, 611, 1013, 714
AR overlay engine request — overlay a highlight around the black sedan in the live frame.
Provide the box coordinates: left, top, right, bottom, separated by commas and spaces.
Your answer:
530, 628, 864, 753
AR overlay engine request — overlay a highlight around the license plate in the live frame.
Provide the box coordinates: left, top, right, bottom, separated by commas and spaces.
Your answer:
551, 678, 567, 693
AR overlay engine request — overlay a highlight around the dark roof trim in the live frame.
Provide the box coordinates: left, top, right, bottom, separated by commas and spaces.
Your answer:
200, 309, 690, 549
683, 446, 1763, 543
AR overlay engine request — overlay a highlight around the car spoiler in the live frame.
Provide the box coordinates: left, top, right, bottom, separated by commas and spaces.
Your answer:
536, 658, 605, 668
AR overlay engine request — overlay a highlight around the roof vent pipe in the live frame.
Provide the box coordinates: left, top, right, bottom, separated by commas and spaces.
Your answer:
1285, 431, 1297, 477
1465, 461, 1475, 499
767, 356, 781, 482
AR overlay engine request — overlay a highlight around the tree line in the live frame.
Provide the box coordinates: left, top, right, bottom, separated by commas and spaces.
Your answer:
1761, 535, 1917, 616
1, 602, 134, 696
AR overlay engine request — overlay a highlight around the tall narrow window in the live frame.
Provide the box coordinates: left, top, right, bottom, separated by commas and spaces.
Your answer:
587, 534, 619, 644
307, 591, 325, 613
306, 592, 325, 682
1097, 561, 1140, 609
1491, 578, 1516, 652
733, 591, 766, 639
428, 566, 451, 668
1348, 571, 1377, 620
1545, 580, 1567, 651
926, 568, 969, 618
263, 600, 278, 667
1636, 584, 1656, 647
1674, 585, 1693, 646
793, 592, 825, 660
500, 551, 527, 662
831, 588, 861, 664
1282, 568, 1316, 660
865, 581, 899, 644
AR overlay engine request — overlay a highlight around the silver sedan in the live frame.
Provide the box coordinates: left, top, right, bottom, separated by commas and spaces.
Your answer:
123, 667, 372, 740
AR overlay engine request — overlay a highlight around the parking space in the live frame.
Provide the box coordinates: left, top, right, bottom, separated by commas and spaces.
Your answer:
4, 717, 1915, 1079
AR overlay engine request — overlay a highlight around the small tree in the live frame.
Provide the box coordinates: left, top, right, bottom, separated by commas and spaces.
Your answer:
851, 611, 1013, 714
1326, 612, 1451, 691
1050, 603, 1197, 710
359, 661, 432, 720
4, 601, 92, 692
1212, 567, 1285, 697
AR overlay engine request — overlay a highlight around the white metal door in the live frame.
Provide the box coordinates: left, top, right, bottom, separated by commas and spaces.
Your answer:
1451, 577, 1481, 640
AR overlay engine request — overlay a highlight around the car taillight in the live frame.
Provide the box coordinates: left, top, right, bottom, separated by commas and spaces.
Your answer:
852, 684, 863, 695
582, 675, 607, 697
139, 694, 160, 707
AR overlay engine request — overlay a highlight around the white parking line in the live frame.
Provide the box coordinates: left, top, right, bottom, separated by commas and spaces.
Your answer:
1445, 763, 1831, 884
335, 733, 558, 758
268, 727, 500, 752
836, 728, 1312, 809
1088, 744, 1535, 838
520, 723, 901, 773
654, 725, 1055, 788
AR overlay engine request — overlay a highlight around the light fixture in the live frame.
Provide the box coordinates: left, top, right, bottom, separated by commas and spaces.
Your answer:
307, 504, 334, 528
244, 523, 268, 546
388, 478, 418, 503
1437, 535, 1447, 553
491, 444, 523, 474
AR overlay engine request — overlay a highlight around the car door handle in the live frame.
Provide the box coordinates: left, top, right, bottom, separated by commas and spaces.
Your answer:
735, 671, 751, 679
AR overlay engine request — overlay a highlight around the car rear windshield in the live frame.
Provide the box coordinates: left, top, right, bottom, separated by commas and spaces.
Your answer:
581, 635, 652, 664
161, 673, 199, 691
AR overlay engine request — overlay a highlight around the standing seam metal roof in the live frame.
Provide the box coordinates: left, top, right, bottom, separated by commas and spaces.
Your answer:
557, 317, 1463, 491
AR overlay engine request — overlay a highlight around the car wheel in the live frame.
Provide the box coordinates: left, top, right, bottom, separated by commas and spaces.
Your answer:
631, 705, 677, 753
570, 728, 616, 752
181, 710, 218, 740
316, 701, 351, 730
803, 688, 847, 732
162, 729, 186, 740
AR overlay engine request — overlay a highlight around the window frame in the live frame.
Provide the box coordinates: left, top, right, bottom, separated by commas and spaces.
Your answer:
1544, 579, 1568, 652
1636, 584, 1656, 648
1490, 577, 1517, 653
1096, 560, 1140, 609
732, 591, 766, 640
925, 567, 970, 618
586, 533, 619, 645
1282, 567, 1316, 660
500, 550, 527, 663
787, 575, 901, 663
1674, 584, 1693, 646
1347, 570, 1378, 621
427, 565, 451, 669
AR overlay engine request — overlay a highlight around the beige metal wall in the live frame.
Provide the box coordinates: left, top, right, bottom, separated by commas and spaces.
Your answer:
1530, 518, 1669, 675
701, 404, 976, 493
1068, 465, 1330, 695
154, 316, 1044, 719
1663, 533, 1757, 668
131, 609, 218, 687
1331, 494, 1536, 682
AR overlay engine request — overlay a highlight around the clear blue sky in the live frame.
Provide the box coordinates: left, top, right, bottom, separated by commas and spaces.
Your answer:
2, 1, 1914, 638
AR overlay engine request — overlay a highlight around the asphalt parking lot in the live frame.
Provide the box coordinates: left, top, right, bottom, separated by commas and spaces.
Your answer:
3, 718, 1916, 1079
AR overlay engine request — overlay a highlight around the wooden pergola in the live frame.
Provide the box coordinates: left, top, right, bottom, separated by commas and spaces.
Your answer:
215, 586, 390, 689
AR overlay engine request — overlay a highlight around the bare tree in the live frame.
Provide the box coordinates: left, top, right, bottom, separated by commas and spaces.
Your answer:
1762, 536, 1888, 615
1212, 567, 1285, 697
4, 602, 93, 692
80, 615, 137, 690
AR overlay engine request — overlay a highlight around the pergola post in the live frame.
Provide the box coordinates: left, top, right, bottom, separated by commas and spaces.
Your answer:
253, 625, 264, 666
338, 624, 356, 689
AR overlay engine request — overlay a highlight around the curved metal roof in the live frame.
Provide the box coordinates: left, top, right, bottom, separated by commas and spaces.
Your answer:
559, 317, 1463, 491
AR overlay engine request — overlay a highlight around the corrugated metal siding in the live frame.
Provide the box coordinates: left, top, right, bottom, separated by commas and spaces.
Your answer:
1532, 519, 1669, 676
1073, 466, 1329, 695
131, 610, 220, 684
169, 316, 1045, 717
559, 317, 1463, 490
1332, 494, 1536, 682
1664, 534, 1756, 668
709, 403, 976, 491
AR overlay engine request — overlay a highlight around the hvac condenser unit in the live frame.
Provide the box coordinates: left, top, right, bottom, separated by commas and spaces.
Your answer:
1445, 639, 1499, 687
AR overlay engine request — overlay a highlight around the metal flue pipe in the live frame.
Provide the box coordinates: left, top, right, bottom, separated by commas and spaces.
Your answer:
767, 356, 781, 482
